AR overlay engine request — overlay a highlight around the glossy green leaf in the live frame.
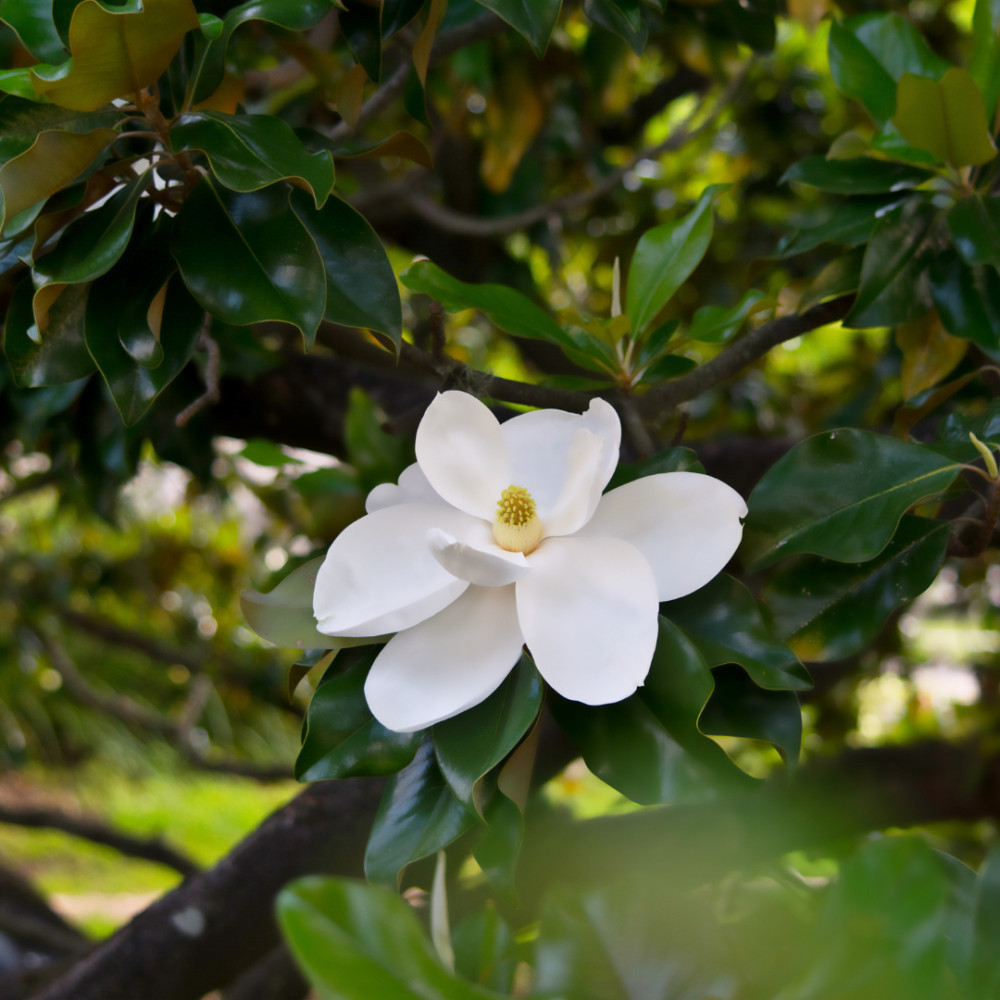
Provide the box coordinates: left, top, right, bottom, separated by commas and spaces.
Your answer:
893, 68, 997, 168
937, 401, 1000, 459
971, 0, 1000, 122
583, 0, 646, 54
473, 0, 561, 56
340, 1, 382, 81
278, 877, 501, 1000
687, 289, 766, 344
780, 156, 932, 194
0, 99, 119, 163
364, 741, 477, 886
0, 126, 115, 232
296, 648, 422, 782
171, 179, 326, 348
34, 172, 147, 286
189, 0, 334, 104
948, 194, 1000, 268
290, 189, 401, 347
401, 259, 573, 351
240, 556, 343, 650
799, 249, 864, 311
170, 112, 334, 207
451, 903, 517, 994
742, 428, 960, 570
625, 185, 723, 336
433, 656, 542, 811
699, 664, 801, 768
639, 354, 696, 382
3, 277, 94, 386
763, 516, 949, 663
664, 574, 812, 691
845, 198, 938, 329
85, 269, 202, 426
31, 0, 200, 110
0, 0, 67, 62
929, 250, 1000, 350
550, 617, 747, 806
828, 13, 950, 122
0, 69, 42, 100
774, 198, 893, 257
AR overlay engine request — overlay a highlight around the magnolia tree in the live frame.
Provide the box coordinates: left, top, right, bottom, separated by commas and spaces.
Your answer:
2, 0, 1000, 998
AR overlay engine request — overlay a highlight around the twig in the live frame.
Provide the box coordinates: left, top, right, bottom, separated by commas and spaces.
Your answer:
615, 394, 655, 457
176, 322, 221, 428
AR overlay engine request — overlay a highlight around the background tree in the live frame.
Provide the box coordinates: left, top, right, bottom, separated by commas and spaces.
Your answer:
1, 0, 1000, 997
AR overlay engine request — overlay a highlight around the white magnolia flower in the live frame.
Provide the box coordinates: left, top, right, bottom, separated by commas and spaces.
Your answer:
313, 391, 747, 733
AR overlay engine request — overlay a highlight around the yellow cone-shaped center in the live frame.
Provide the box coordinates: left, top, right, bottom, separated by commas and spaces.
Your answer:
493, 484, 543, 553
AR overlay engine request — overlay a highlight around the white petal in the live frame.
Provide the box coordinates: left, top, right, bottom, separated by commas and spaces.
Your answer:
516, 536, 657, 704
501, 397, 620, 533
415, 391, 510, 520
366, 463, 442, 514
580, 472, 747, 602
427, 526, 529, 587
364, 585, 524, 732
313, 503, 474, 637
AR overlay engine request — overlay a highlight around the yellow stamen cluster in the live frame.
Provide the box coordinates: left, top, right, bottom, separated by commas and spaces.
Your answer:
493, 484, 543, 554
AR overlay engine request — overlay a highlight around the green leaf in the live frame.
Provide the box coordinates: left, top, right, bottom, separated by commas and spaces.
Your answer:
0, 69, 43, 100
451, 902, 517, 994
340, 1, 382, 81
607, 446, 703, 490
763, 516, 949, 663
189, 0, 334, 104
687, 289, 766, 343
967, 845, 1000, 998
948, 194, 1000, 268
893, 68, 997, 168
937, 401, 1000, 458
433, 656, 542, 811
780, 156, 932, 194
401, 259, 573, 350
583, 0, 646, 54
296, 648, 422, 781
278, 877, 501, 1000
844, 198, 938, 329
625, 185, 724, 337
34, 171, 147, 286
31, 0, 200, 110
290, 189, 402, 348
971, 0, 1000, 123
929, 251, 1000, 350
0, 99, 119, 163
240, 556, 344, 650
741, 428, 960, 570
473, 0, 561, 56
364, 741, 477, 886
699, 664, 801, 768
774, 198, 893, 258
3, 277, 94, 386
550, 617, 747, 805
638, 354, 696, 382
171, 179, 326, 348
0, 126, 116, 232
0, 0, 67, 62
664, 574, 812, 691
170, 112, 335, 208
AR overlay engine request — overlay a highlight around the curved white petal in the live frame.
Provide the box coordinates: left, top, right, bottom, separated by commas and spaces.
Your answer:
580, 472, 747, 602
415, 391, 510, 520
364, 585, 524, 732
427, 526, 529, 587
501, 397, 620, 533
366, 463, 442, 514
313, 503, 474, 637
516, 536, 657, 705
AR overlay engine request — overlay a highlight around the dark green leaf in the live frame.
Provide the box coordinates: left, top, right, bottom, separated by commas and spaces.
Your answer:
699, 664, 801, 768
638, 353, 696, 382
3, 277, 94, 386
827, 19, 896, 122
0, 99, 119, 164
451, 903, 517, 994
971, 0, 1000, 123
296, 648, 422, 781
937, 401, 1000, 457
742, 428, 960, 570
278, 877, 500, 1000
433, 656, 541, 810
472, 794, 524, 905
780, 156, 932, 194
948, 194, 1000, 268
171, 179, 325, 348
763, 516, 949, 663
634, 317, 679, 366
687, 289, 766, 343
473, 0, 561, 56
170, 112, 335, 207
929, 250, 1000, 350
290, 189, 401, 347
365, 741, 476, 886
625, 184, 724, 336
340, 1, 382, 81
583, 0, 646, 54
664, 574, 812, 691
0, 0, 67, 62
844, 198, 938, 328
968, 845, 1000, 998
608, 446, 703, 489
773, 197, 897, 257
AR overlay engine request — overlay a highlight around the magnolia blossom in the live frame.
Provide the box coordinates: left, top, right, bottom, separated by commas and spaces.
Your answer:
313, 391, 747, 733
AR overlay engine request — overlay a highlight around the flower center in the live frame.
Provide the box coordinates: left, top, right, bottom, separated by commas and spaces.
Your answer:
493, 484, 543, 554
